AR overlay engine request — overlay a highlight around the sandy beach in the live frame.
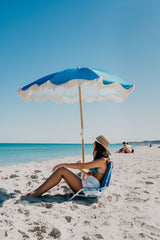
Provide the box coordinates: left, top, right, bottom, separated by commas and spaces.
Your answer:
0, 146, 160, 240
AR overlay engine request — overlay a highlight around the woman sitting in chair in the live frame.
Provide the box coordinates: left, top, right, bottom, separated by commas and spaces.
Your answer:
23, 135, 111, 198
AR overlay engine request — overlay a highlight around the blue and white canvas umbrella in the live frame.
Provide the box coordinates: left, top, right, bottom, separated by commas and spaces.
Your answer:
18, 67, 135, 163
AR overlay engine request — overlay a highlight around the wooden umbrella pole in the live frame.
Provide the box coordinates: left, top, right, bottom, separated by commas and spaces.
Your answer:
78, 86, 85, 164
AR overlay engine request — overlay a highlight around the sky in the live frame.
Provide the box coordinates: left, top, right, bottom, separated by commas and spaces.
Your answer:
0, 0, 160, 144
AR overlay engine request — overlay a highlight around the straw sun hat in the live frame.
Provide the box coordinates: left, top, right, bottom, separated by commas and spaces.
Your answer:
95, 135, 111, 156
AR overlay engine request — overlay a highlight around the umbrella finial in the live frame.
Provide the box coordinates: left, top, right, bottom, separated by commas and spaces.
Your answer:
77, 66, 80, 69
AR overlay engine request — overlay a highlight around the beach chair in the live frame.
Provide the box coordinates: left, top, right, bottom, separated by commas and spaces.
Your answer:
68, 161, 114, 201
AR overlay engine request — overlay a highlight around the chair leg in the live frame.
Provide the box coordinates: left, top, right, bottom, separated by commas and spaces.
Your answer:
100, 190, 104, 198
68, 188, 84, 201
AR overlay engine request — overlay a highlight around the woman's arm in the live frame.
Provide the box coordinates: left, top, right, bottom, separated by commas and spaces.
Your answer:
52, 158, 106, 171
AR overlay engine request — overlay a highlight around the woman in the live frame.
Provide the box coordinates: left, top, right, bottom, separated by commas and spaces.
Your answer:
23, 135, 111, 198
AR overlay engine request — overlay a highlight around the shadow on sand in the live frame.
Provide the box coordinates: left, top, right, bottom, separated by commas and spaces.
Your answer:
20, 193, 98, 206
0, 188, 16, 207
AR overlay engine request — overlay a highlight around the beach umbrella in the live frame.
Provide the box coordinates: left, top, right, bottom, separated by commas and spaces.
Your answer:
18, 67, 135, 163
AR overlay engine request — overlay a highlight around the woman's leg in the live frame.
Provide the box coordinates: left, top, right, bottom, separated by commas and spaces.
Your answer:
25, 167, 83, 197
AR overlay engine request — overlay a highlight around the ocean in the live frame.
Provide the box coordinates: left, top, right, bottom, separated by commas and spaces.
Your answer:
0, 143, 141, 167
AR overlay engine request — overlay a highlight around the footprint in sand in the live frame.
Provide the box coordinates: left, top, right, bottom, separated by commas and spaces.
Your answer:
134, 220, 160, 238
30, 175, 38, 179
34, 170, 41, 173
141, 222, 160, 235
64, 216, 72, 223
10, 174, 19, 178
83, 220, 90, 226
14, 189, 21, 194
61, 185, 69, 193
145, 181, 154, 185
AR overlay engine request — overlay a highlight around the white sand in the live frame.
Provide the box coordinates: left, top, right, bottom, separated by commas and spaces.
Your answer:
0, 146, 160, 240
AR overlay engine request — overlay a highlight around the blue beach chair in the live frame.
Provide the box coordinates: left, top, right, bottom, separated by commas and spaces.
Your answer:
68, 161, 114, 201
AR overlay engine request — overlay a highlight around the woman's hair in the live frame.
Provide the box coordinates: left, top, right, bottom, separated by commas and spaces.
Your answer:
93, 141, 110, 162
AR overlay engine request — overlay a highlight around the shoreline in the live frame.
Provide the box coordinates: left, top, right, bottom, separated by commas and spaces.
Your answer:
0, 154, 85, 168
0, 144, 159, 168
0, 143, 152, 168
0, 146, 160, 239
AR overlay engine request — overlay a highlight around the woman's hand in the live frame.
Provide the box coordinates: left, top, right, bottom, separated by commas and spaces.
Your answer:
81, 169, 92, 177
52, 164, 63, 171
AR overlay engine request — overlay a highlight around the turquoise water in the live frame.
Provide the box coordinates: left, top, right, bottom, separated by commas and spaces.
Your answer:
0, 143, 141, 166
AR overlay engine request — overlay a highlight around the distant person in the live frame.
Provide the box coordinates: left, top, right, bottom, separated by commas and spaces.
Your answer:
126, 142, 134, 153
116, 142, 131, 153
149, 143, 152, 147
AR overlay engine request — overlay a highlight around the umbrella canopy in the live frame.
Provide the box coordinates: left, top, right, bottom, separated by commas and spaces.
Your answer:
18, 67, 134, 103
18, 67, 135, 164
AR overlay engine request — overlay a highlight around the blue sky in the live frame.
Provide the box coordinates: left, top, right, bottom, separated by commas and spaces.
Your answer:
0, 0, 160, 143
